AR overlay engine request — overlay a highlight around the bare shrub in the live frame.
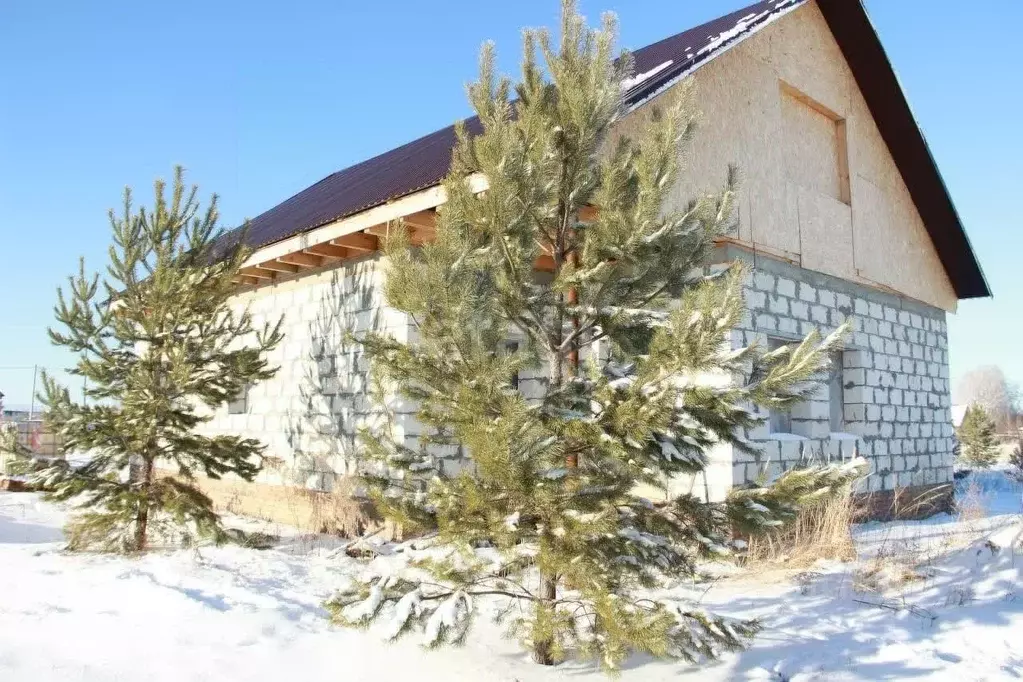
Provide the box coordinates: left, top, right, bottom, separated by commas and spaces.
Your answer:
955, 478, 987, 524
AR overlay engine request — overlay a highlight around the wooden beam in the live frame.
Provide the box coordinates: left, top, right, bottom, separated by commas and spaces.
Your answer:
304, 243, 350, 260
259, 260, 301, 274
579, 205, 598, 223
234, 275, 261, 287
366, 222, 433, 246
402, 209, 437, 231
278, 252, 324, 268
239, 266, 276, 280
330, 232, 379, 252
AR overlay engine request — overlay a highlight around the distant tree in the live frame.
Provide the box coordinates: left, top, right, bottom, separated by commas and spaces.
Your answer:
325, 1, 864, 671
1008, 436, 1023, 482
956, 366, 1018, 433
34, 168, 283, 552
956, 404, 999, 469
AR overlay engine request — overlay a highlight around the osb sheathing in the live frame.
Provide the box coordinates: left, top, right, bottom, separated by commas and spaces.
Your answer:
621, 1, 957, 311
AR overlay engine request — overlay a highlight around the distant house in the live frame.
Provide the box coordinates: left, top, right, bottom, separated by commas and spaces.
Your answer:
190, 0, 989, 527
951, 405, 969, 430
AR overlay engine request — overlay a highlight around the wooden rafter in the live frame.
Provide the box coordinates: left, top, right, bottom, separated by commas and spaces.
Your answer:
402, 209, 437, 231
330, 232, 378, 252
304, 243, 350, 259
259, 260, 301, 274
239, 266, 277, 280
234, 274, 262, 287
278, 252, 324, 268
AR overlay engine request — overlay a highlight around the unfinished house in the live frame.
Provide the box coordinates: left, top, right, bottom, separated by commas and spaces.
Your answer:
193, 0, 989, 527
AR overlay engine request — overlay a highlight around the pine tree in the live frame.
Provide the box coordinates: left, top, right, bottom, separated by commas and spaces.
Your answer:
1008, 435, 1023, 482
34, 167, 283, 552
956, 404, 999, 469
327, 1, 863, 670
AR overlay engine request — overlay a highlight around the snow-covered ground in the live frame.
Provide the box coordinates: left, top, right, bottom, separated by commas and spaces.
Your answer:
1, 472, 1022, 681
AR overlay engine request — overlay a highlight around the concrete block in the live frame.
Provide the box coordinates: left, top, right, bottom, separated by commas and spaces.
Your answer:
845, 350, 872, 368
845, 404, 865, 422
793, 419, 830, 440
753, 272, 775, 291
799, 282, 817, 302
779, 438, 803, 461
757, 439, 781, 462
756, 314, 778, 332
769, 296, 789, 315
777, 278, 796, 297
792, 400, 830, 420
845, 386, 873, 404
845, 367, 867, 385
819, 290, 836, 307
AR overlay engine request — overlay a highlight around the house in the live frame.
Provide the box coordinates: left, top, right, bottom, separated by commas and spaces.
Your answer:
193, 0, 989, 527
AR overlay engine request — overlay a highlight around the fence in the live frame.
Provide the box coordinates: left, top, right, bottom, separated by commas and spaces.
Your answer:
0, 419, 62, 476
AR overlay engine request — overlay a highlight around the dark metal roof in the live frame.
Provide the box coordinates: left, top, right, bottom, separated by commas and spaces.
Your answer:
235, 0, 989, 300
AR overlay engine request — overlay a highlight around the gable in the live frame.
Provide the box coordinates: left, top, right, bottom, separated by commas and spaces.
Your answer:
225, 0, 986, 306
639, 1, 959, 311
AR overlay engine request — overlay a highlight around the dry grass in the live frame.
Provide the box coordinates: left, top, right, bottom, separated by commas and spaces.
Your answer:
301, 476, 375, 538
743, 486, 857, 569
851, 482, 991, 597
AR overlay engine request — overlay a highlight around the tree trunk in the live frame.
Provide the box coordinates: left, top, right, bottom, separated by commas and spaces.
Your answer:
132, 457, 154, 552
565, 246, 580, 469
532, 573, 559, 666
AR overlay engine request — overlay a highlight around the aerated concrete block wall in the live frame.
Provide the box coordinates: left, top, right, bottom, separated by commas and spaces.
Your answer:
199, 255, 409, 492
201, 246, 955, 518
716, 248, 955, 497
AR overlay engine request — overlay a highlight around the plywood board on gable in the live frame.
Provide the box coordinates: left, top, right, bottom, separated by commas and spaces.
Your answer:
796, 184, 855, 281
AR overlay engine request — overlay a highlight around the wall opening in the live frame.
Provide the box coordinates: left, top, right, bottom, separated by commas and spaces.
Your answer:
780, 82, 850, 205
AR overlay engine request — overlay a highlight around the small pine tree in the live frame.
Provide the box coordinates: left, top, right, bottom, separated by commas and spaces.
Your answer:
957, 404, 999, 469
35, 167, 283, 552
1008, 435, 1023, 482
326, 2, 863, 671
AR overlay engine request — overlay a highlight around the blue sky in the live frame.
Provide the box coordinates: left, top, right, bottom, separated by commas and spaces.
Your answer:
1, 0, 1019, 407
